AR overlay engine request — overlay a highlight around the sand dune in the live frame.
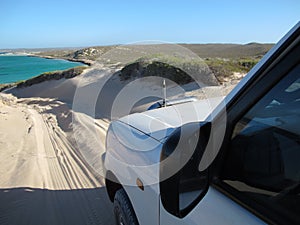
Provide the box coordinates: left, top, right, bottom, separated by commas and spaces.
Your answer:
0, 64, 237, 225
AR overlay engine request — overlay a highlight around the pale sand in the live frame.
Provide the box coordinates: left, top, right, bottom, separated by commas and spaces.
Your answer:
0, 92, 114, 224
0, 65, 238, 225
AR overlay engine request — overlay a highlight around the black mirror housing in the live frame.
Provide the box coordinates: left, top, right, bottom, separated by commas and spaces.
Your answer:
160, 122, 211, 217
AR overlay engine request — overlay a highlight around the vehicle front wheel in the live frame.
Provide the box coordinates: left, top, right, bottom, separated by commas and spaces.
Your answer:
114, 189, 139, 225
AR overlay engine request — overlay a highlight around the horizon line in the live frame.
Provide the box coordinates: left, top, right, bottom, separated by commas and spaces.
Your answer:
0, 42, 275, 50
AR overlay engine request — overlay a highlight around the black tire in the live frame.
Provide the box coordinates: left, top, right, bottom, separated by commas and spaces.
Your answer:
114, 189, 139, 225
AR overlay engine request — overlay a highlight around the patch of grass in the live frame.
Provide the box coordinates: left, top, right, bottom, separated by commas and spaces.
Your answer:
205, 57, 260, 79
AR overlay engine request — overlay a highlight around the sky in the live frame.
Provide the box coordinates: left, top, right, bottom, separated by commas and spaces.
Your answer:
0, 0, 299, 49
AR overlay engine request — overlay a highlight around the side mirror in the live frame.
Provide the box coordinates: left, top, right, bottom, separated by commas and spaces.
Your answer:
159, 122, 211, 218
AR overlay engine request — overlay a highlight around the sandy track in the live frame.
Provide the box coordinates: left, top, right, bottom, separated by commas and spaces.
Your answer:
0, 94, 114, 225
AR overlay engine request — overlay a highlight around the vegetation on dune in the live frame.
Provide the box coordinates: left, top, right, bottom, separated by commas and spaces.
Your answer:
71, 43, 269, 85
120, 61, 193, 84
119, 53, 262, 86
120, 55, 219, 86
65, 46, 114, 61
16, 66, 87, 88
0, 83, 14, 92
204, 57, 260, 83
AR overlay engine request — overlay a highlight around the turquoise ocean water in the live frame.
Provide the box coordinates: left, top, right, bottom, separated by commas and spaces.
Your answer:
0, 55, 84, 84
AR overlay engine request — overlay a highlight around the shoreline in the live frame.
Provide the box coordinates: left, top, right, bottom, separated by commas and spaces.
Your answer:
29, 54, 93, 66
0, 52, 92, 66
0, 55, 90, 90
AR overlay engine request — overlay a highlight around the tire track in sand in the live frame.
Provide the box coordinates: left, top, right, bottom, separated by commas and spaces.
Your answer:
0, 101, 113, 225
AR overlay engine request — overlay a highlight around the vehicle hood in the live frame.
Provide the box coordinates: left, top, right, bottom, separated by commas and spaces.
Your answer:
119, 96, 224, 142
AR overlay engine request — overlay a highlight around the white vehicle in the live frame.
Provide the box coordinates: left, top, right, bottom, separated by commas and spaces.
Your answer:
104, 22, 300, 225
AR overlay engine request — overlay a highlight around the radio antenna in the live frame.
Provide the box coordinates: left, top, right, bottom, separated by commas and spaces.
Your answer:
162, 79, 167, 107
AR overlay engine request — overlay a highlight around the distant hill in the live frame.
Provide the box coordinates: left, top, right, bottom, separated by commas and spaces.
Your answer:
37, 43, 274, 86
62, 43, 274, 60
180, 43, 274, 58
0, 47, 81, 56
3, 43, 274, 61
1, 43, 275, 88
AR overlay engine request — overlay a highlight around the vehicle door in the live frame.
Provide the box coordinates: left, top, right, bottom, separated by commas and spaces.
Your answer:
159, 22, 300, 225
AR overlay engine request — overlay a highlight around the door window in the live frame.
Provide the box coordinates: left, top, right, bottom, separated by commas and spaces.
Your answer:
221, 65, 300, 224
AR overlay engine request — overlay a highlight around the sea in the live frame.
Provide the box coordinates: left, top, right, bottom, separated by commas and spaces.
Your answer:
0, 55, 84, 84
